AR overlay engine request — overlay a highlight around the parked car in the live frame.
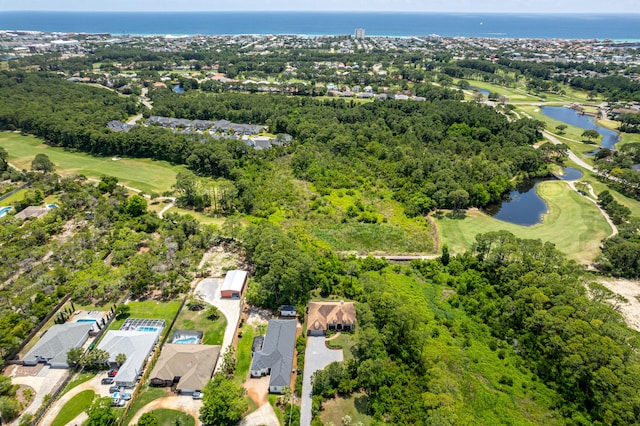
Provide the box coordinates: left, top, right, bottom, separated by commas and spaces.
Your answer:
109, 385, 120, 393
101, 377, 114, 385
192, 391, 203, 400
108, 369, 118, 377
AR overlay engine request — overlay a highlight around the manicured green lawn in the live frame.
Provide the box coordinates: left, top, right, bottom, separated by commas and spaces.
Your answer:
326, 333, 356, 362
51, 390, 95, 426
235, 325, 257, 381
457, 79, 541, 102
121, 386, 169, 426
108, 300, 182, 337
62, 373, 95, 395
173, 308, 227, 346
320, 392, 372, 426
435, 180, 612, 263
154, 408, 196, 426
0, 132, 186, 194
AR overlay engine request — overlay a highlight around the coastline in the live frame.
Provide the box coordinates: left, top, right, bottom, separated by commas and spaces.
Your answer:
2, 11, 640, 39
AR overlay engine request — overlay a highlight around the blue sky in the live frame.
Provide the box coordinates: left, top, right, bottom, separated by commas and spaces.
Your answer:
1, 0, 639, 13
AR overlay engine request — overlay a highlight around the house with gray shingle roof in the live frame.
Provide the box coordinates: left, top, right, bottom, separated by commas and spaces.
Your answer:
22, 322, 94, 368
250, 319, 297, 393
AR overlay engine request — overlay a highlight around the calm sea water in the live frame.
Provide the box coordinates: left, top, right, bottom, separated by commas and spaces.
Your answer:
1, 12, 640, 39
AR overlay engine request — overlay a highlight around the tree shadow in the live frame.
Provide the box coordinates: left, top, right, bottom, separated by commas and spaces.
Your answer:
354, 394, 369, 415
445, 209, 467, 220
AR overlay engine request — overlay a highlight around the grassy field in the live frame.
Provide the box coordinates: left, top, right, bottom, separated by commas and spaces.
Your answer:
121, 386, 169, 426
326, 333, 356, 361
0, 132, 186, 194
321, 392, 372, 426
302, 188, 436, 254
108, 300, 182, 338
173, 308, 227, 345
435, 180, 612, 263
51, 390, 95, 426
235, 325, 257, 381
459, 79, 542, 102
153, 409, 196, 426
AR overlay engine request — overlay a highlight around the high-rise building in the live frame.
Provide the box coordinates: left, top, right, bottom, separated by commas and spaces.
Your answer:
355, 28, 366, 39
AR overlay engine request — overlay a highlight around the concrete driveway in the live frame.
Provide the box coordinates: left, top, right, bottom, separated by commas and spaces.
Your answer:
7, 365, 68, 425
36, 371, 114, 426
300, 336, 343, 426
194, 278, 241, 370
239, 403, 280, 426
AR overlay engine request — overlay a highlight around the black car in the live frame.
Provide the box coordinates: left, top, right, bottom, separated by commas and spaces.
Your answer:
101, 377, 114, 385
109, 385, 120, 393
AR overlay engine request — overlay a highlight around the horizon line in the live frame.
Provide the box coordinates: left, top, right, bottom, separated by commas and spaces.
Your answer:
3, 10, 640, 15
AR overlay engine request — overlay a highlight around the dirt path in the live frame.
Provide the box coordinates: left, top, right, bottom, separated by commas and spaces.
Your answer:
599, 279, 640, 332
129, 396, 203, 426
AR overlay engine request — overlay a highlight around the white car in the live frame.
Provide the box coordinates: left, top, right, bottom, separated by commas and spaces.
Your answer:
192, 391, 203, 400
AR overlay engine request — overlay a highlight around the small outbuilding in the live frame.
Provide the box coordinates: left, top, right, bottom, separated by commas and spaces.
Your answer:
220, 270, 248, 299
280, 305, 297, 317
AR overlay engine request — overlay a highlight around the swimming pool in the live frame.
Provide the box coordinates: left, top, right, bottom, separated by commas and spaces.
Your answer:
76, 319, 97, 323
138, 326, 158, 332
47, 203, 58, 209
174, 336, 200, 344
0, 206, 13, 218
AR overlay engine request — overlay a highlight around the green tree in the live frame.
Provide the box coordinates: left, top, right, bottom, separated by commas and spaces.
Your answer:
0, 146, 8, 171
582, 129, 600, 143
115, 304, 130, 319
199, 374, 247, 426
0, 396, 20, 422
66, 347, 84, 367
115, 353, 127, 366
31, 153, 54, 173
136, 412, 159, 426
126, 194, 147, 217
555, 124, 568, 135
86, 397, 117, 426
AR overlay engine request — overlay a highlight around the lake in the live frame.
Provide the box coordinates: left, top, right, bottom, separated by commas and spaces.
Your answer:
541, 106, 619, 150
485, 168, 582, 225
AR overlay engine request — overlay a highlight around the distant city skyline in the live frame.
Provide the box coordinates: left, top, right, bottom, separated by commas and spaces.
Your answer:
2, 0, 640, 13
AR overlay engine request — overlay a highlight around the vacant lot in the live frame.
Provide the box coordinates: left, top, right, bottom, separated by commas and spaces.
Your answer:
0, 132, 185, 194
435, 180, 612, 263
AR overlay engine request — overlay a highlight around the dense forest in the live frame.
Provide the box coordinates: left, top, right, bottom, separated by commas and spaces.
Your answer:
0, 71, 548, 218
310, 233, 640, 425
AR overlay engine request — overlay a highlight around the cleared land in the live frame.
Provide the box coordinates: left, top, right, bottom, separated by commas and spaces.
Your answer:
0, 132, 186, 194
435, 180, 612, 263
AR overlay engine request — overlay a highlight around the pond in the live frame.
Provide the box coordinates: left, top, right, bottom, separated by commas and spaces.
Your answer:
468, 86, 490, 96
484, 168, 581, 225
541, 106, 619, 150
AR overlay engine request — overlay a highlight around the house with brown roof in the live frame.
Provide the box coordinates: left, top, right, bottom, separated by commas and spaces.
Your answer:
307, 300, 356, 336
149, 344, 220, 395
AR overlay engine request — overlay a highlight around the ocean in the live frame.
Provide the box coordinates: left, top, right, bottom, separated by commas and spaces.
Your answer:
0, 11, 639, 40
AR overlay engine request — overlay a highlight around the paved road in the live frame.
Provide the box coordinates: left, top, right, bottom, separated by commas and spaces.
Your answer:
300, 336, 344, 426
194, 278, 241, 370
542, 130, 597, 173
